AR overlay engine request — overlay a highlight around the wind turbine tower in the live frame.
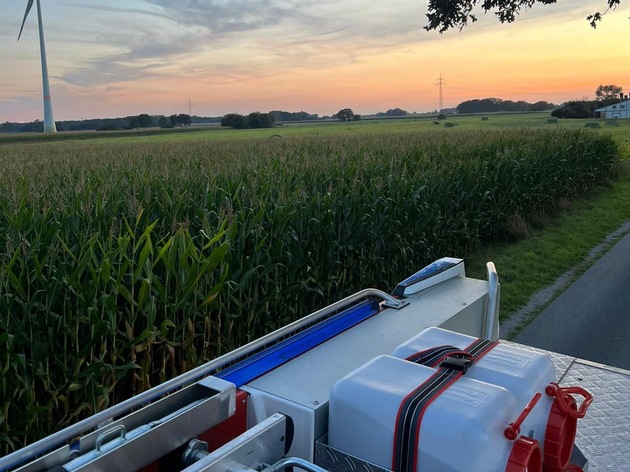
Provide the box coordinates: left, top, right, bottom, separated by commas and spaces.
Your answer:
18, 0, 57, 133
435, 73, 446, 112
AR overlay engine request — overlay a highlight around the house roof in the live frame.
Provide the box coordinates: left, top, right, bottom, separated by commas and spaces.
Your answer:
595, 100, 630, 112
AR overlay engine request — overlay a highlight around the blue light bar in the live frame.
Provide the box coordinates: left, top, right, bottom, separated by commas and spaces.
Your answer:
216, 299, 380, 387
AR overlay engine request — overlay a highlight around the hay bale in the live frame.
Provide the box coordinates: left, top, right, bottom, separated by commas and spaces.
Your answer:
444, 122, 456, 128
481, 116, 489, 121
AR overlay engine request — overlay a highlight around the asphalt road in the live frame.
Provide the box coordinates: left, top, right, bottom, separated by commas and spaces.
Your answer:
513, 232, 630, 371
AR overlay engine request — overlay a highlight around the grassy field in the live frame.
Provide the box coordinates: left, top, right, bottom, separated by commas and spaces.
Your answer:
466, 164, 630, 322
3, 111, 630, 149
0, 113, 627, 452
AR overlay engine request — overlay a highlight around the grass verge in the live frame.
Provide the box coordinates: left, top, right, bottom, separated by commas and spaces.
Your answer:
465, 161, 630, 327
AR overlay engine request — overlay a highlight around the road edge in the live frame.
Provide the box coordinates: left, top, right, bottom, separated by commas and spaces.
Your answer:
500, 218, 630, 339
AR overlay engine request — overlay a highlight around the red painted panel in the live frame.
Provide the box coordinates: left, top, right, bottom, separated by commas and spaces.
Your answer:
139, 389, 248, 471
199, 389, 249, 451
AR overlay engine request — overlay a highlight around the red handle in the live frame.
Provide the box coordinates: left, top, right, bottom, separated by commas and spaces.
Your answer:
504, 392, 542, 440
545, 383, 593, 419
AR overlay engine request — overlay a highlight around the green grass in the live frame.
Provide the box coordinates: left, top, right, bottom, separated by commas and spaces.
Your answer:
465, 162, 630, 320
3, 112, 630, 152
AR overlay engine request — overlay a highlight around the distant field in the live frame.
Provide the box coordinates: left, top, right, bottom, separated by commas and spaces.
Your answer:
0, 114, 624, 453
2, 112, 630, 151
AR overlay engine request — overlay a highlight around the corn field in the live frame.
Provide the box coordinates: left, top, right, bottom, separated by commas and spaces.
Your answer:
0, 129, 619, 453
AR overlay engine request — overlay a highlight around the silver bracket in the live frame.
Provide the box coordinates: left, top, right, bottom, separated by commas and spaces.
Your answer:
181, 413, 287, 472
380, 298, 410, 310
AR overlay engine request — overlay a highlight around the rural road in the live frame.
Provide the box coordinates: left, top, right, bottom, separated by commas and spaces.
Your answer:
513, 232, 630, 370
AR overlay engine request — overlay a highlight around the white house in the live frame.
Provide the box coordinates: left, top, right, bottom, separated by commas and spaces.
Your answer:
595, 100, 630, 119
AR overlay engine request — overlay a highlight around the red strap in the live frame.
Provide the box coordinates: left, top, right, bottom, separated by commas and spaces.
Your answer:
394, 337, 499, 472
392, 366, 463, 472
405, 345, 471, 367
406, 338, 498, 368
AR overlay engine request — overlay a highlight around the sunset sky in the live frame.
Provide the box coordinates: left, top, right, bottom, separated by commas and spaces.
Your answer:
1, 0, 629, 122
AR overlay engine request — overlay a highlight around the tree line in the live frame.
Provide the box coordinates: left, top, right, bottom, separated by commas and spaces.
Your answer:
0, 114, 211, 133
219, 109, 364, 128
456, 98, 556, 114
454, 85, 624, 118
3, 84, 624, 134
375, 108, 409, 117
551, 84, 625, 118
1, 109, 327, 134
220, 112, 276, 129
127, 113, 193, 129
270, 110, 319, 121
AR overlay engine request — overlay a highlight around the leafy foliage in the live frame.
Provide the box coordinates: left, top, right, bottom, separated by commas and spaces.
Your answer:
551, 101, 601, 119
336, 109, 355, 122
595, 84, 624, 105
425, 0, 621, 32
246, 112, 275, 128
457, 98, 555, 113
530, 101, 556, 112
220, 113, 246, 129
376, 108, 409, 117
137, 114, 154, 128
169, 114, 192, 127
221, 113, 275, 129
270, 110, 319, 122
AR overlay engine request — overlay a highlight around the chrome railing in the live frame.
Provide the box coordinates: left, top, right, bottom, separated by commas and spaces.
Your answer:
484, 262, 500, 340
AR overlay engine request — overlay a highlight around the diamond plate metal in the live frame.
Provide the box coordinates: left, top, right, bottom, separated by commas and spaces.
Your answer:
503, 341, 630, 471
315, 440, 390, 472
559, 361, 630, 472
316, 433, 588, 472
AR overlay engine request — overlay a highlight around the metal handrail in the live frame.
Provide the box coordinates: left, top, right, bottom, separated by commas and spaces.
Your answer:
484, 262, 500, 341
0, 288, 404, 472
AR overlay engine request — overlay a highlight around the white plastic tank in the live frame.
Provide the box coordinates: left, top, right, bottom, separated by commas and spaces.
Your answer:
328, 355, 542, 472
391, 327, 575, 470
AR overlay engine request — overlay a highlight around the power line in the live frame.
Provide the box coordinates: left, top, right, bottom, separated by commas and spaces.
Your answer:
435, 74, 447, 111
185, 98, 193, 116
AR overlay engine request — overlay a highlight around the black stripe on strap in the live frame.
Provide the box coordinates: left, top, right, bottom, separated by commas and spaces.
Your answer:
406, 338, 499, 368
393, 367, 463, 472
464, 338, 498, 361
394, 337, 499, 472
405, 345, 470, 367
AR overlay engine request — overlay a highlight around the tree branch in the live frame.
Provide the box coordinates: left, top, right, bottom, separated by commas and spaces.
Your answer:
425, 0, 622, 32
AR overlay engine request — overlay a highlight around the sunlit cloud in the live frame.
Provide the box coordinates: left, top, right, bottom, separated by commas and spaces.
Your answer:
1, 0, 629, 122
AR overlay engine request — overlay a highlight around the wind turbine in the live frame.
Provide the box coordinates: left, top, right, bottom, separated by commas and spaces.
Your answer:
17, 0, 57, 133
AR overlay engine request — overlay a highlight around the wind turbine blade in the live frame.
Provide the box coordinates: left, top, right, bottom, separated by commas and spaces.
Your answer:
17, 0, 35, 41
